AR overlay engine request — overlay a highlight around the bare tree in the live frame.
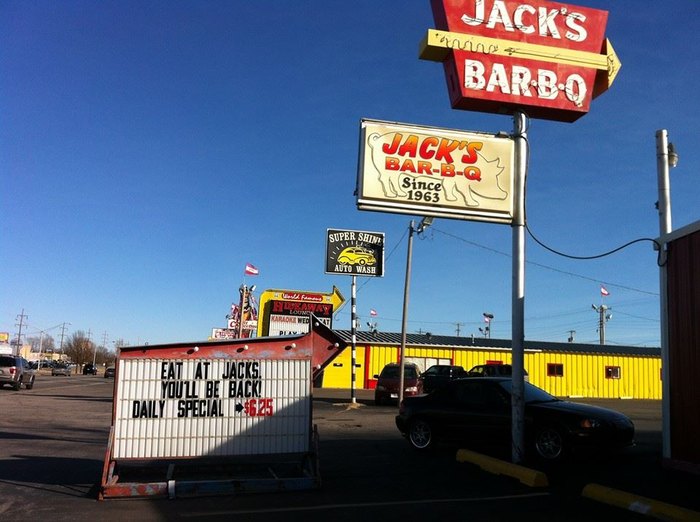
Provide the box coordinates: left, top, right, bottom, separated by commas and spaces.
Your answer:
94, 344, 116, 367
62, 331, 96, 368
27, 335, 56, 353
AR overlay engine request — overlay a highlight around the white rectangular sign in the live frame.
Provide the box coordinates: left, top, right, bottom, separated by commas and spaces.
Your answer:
112, 358, 311, 459
268, 314, 331, 336
211, 328, 238, 340
357, 119, 515, 223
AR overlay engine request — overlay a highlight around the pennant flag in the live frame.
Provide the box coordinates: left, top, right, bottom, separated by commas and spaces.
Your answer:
600, 285, 610, 296
244, 263, 259, 276
370, 309, 378, 317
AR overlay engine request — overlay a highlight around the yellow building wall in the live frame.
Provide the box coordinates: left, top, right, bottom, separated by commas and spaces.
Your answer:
319, 343, 662, 400
527, 351, 661, 399
321, 345, 366, 388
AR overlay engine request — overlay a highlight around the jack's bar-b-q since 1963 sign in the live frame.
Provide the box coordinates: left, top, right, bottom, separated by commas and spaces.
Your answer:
325, 228, 385, 277
356, 119, 514, 224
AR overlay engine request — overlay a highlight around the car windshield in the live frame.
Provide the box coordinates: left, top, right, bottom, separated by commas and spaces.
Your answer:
381, 366, 418, 379
499, 380, 559, 403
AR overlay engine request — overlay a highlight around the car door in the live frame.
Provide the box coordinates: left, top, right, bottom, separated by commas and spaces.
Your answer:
442, 380, 511, 446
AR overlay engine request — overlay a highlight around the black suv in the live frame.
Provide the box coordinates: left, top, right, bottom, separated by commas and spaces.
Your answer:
83, 363, 98, 375
419, 364, 468, 393
0, 355, 36, 390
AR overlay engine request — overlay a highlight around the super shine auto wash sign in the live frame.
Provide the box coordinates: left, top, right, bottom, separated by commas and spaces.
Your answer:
421, 0, 620, 122
357, 118, 514, 224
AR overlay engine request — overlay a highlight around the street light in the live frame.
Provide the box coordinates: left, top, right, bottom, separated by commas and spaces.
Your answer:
482, 312, 494, 338
656, 129, 678, 460
398, 216, 434, 405
591, 304, 612, 345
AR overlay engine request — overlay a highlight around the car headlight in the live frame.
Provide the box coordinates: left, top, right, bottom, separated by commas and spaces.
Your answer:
580, 418, 602, 429
405, 386, 418, 393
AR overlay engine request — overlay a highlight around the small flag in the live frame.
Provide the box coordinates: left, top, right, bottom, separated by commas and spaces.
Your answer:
370, 309, 378, 317
600, 286, 610, 296
244, 263, 259, 276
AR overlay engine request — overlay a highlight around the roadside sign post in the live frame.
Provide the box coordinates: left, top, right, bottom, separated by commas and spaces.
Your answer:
415, 0, 618, 465
511, 110, 528, 462
325, 229, 385, 402
354, 0, 619, 465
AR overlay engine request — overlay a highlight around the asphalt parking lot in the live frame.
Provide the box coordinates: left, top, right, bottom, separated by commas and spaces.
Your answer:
1, 376, 699, 521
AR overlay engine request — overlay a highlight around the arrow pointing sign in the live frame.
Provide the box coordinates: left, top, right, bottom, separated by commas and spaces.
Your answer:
421, 0, 620, 122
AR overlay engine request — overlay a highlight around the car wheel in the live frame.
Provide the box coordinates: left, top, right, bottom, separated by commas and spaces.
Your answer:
25, 377, 34, 390
533, 426, 566, 461
408, 418, 434, 450
12, 379, 21, 391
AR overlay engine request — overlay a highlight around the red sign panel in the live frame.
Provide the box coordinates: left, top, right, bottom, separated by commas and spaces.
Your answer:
429, 0, 611, 121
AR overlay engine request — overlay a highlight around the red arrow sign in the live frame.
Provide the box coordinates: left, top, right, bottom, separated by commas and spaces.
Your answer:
423, 0, 619, 122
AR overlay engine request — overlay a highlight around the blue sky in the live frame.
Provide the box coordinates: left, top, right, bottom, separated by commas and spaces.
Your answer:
2, 0, 698, 349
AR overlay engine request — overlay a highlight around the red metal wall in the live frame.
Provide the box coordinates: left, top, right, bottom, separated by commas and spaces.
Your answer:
667, 227, 700, 469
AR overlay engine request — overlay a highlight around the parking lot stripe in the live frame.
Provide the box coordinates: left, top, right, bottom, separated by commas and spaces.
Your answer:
179, 492, 552, 518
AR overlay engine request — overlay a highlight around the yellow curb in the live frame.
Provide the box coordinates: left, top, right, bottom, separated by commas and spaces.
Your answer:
582, 483, 700, 521
456, 448, 549, 488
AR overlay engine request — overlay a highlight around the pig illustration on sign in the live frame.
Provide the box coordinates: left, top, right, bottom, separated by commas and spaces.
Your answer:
366, 130, 509, 208
441, 152, 508, 207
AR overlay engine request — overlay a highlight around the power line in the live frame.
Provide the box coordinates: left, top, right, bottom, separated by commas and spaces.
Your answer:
433, 227, 658, 296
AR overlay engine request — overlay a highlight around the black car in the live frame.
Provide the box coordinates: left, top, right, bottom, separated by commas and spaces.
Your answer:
468, 364, 529, 381
83, 364, 98, 375
418, 364, 468, 393
104, 367, 115, 378
395, 377, 634, 462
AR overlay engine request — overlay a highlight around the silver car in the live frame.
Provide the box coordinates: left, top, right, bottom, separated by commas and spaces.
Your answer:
0, 355, 36, 390
51, 364, 72, 377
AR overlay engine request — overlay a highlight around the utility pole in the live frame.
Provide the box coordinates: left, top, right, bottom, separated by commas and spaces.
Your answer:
59, 322, 70, 355
96, 331, 107, 366
454, 322, 464, 336
568, 330, 576, 343
399, 216, 433, 405
15, 309, 27, 355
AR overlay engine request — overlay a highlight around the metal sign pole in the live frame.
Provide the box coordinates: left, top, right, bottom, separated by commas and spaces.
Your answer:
656, 129, 673, 460
351, 275, 357, 404
399, 220, 416, 406
511, 110, 528, 464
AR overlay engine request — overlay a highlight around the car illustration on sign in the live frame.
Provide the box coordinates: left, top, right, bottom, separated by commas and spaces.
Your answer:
337, 246, 376, 266
325, 228, 384, 277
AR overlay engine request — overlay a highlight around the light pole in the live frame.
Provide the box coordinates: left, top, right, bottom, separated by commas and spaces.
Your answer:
482, 312, 494, 338
656, 129, 678, 460
398, 216, 433, 405
591, 304, 612, 345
